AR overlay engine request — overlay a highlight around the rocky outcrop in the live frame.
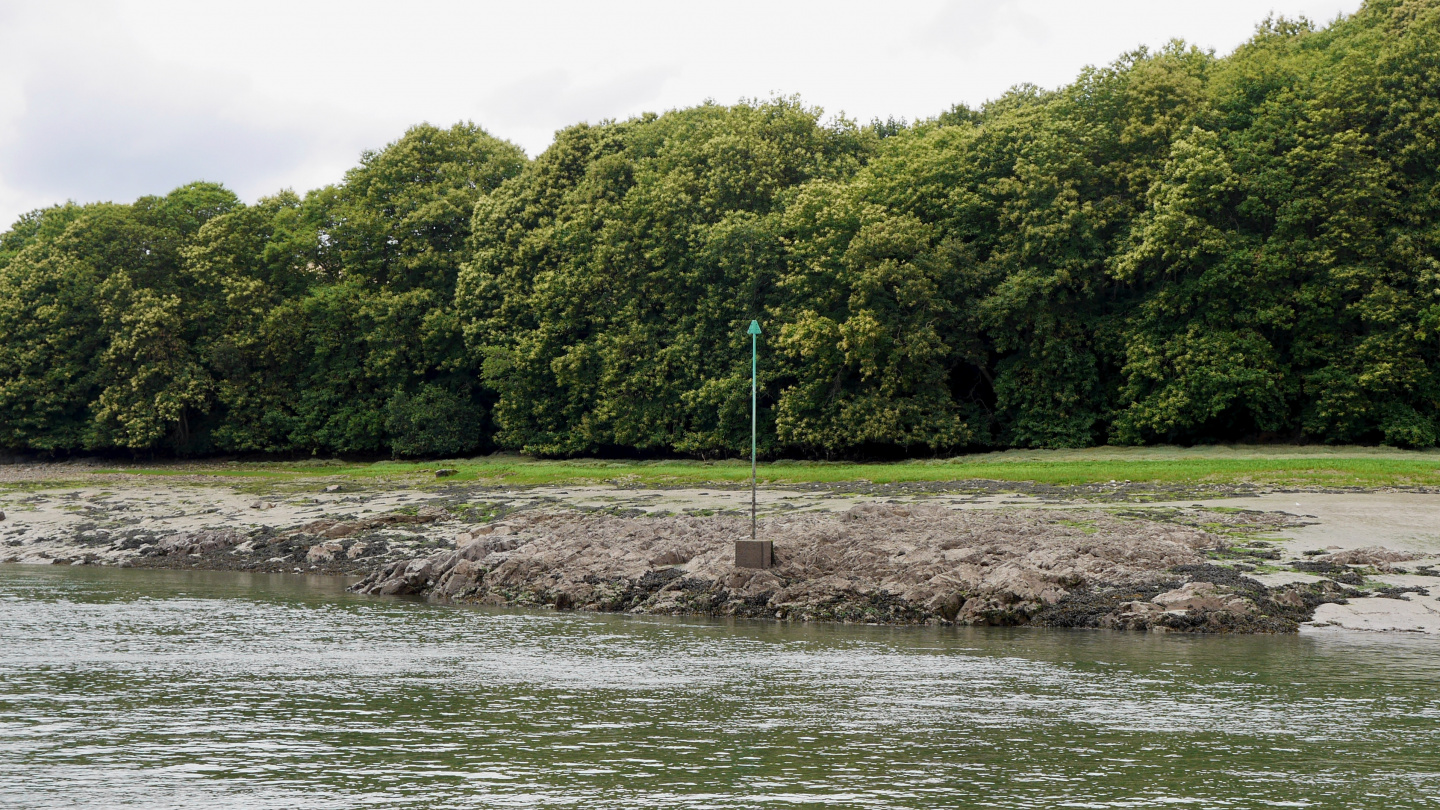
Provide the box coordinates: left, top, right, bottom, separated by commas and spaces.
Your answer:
288, 507, 445, 541
1317, 546, 1420, 568
1033, 563, 1356, 633
151, 529, 245, 556
352, 504, 1341, 632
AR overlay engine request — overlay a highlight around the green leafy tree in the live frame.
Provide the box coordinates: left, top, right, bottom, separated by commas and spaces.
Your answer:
3, 1, 1438, 457
0, 184, 240, 452
459, 99, 870, 456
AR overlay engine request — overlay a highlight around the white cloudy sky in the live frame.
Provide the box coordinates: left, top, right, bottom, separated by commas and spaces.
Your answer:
0, 0, 1362, 228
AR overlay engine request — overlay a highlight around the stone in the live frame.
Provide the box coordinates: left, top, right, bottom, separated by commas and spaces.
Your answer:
927, 592, 964, 621
296, 519, 338, 535
1104, 600, 1165, 631
365, 556, 441, 596
0, 511, 6, 521
346, 542, 369, 559
485, 537, 519, 553
325, 484, 342, 492
1319, 546, 1420, 567
290, 509, 442, 542
1150, 582, 1251, 614
435, 469, 458, 478
156, 529, 242, 555
649, 549, 690, 566
322, 522, 362, 539
1273, 588, 1306, 608
306, 541, 344, 563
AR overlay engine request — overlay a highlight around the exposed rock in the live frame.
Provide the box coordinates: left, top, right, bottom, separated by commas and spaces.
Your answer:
1105, 600, 1166, 630
1151, 581, 1252, 614
1291, 559, 1368, 585
153, 529, 243, 556
321, 523, 357, 539
2, 475, 1396, 633
306, 541, 345, 563
1318, 546, 1420, 567
352, 504, 1305, 631
325, 485, 342, 492
1272, 588, 1306, 608
367, 555, 445, 596
289, 509, 443, 541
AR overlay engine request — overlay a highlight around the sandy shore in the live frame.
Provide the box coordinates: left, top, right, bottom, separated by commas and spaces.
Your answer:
2, 470, 1437, 633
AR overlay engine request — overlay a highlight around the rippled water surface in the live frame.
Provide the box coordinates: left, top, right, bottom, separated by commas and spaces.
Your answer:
3, 565, 1439, 808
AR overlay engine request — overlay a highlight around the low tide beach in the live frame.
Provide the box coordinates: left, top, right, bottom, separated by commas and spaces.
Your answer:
4, 458, 1438, 634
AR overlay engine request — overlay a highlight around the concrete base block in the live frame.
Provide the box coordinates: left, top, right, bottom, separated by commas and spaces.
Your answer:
735, 539, 773, 569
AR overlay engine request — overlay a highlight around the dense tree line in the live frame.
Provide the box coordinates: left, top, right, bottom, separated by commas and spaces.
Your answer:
2, 0, 1438, 458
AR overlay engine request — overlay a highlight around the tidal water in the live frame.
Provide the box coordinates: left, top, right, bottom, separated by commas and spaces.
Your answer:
2, 565, 1438, 809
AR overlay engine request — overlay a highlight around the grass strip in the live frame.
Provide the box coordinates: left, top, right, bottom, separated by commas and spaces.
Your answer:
31, 446, 1440, 489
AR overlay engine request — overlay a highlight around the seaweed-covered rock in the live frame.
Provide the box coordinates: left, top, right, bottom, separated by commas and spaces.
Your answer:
349, 505, 1360, 633
1317, 547, 1419, 568
153, 529, 243, 555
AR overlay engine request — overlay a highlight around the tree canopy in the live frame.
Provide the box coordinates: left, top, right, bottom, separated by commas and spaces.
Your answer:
2, 1, 1438, 457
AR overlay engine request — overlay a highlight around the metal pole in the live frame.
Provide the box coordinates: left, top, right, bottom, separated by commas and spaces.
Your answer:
751, 327, 757, 542
736, 320, 766, 569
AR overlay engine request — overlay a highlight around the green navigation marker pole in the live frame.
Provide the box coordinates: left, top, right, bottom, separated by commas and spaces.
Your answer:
749, 319, 761, 541
736, 319, 771, 568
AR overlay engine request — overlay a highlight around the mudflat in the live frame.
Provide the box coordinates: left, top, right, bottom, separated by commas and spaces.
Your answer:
2, 460, 1438, 633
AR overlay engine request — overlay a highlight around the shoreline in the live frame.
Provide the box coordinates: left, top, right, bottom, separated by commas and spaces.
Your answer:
2, 471, 1438, 633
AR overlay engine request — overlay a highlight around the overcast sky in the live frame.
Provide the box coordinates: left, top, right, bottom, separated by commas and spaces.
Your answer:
0, 0, 1362, 228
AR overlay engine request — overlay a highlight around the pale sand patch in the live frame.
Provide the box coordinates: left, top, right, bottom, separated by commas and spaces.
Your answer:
1310, 596, 1440, 634
1177, 492, 1440, 554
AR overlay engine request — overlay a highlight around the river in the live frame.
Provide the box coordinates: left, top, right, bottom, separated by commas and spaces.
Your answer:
2, 564, 1438, 808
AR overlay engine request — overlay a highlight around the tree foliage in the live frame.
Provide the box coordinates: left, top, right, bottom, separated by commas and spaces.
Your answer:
2, 2, 1437, 457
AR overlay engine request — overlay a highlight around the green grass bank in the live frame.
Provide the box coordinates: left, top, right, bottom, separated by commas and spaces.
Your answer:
59, 445, 1440, 490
